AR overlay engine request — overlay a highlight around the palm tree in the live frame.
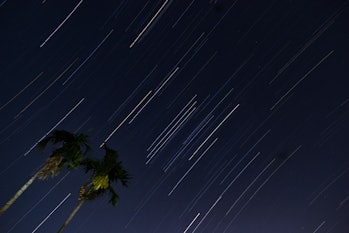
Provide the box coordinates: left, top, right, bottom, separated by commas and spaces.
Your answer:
57, 145, 130, 233
0, 130, 90, 215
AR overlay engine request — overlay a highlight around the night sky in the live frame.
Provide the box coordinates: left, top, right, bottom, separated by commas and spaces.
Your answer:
0, 0, 349, 232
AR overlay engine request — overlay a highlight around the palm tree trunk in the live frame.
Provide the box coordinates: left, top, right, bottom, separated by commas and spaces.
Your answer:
57, 200, 85, 233
0, 170, 41, 215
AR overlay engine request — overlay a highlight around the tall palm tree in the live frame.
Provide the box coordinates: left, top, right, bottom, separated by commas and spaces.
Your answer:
57, 145, 130, 233
0, 130, 89, 215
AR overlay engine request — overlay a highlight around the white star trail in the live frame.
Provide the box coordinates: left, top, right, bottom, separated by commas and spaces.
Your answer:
62, 29, 114, 85
0, 72, 43, 111
168, 138, 218, 196
146, 104, 197, 164
189, 104, 239, 160
172, 0, 196, 28
223, 145, 302, 232
147, 95, 197, 152
191, 195, 222, 233
129, 0, 172, 48
24, 98, 85, 156
40, 0, 84, 47
31, 193, 71, 233
125, 1, 150, 32
100, 90, 152, 147
109, 66, 156, 123
270, 50, 334, 111
312, 220, 326, 233
225, 159, 276, 215
221, 151, 261, 196
14, 58, 79, 119
220, 129, 271, 184
6, 172, 70, 233
163, 114, 214, 172
269, 8, 340, 84
183, 212, 200, 233
308, 168, 348, 206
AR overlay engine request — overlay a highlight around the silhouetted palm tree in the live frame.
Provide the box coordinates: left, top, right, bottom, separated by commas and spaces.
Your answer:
0, 130, 89, 215
57, 145, 130, 233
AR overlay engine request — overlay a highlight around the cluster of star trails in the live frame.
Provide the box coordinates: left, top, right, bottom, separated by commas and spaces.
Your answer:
0, 0, 348, 233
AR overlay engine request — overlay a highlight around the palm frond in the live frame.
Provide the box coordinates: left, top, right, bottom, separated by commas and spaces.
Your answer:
107, 186, 119, 206
37, 136, 52, 151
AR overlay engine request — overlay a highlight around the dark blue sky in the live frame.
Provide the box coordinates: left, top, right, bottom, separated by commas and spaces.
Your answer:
0, 0, 349, 232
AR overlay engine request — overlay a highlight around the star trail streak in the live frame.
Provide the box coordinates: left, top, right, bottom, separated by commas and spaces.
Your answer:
183, 212, 200, 233
270, 50, 334, 111
31, 193, 71, 233
189, 104, 239, 160
40, 0, 84, 48
168, 138, 218, 196
191, 195, 222, 233
0, 72, 43, 112
225, 158, 276, 215
6, 173, 70, 233
222, 146, 303, 232
129, 0, 172, 48
24, 98, 85, 156
100, 90, 152, 148
62, 29, 114, 85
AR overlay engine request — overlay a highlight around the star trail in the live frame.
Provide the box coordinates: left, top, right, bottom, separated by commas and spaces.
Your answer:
0, 0, 349, 233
